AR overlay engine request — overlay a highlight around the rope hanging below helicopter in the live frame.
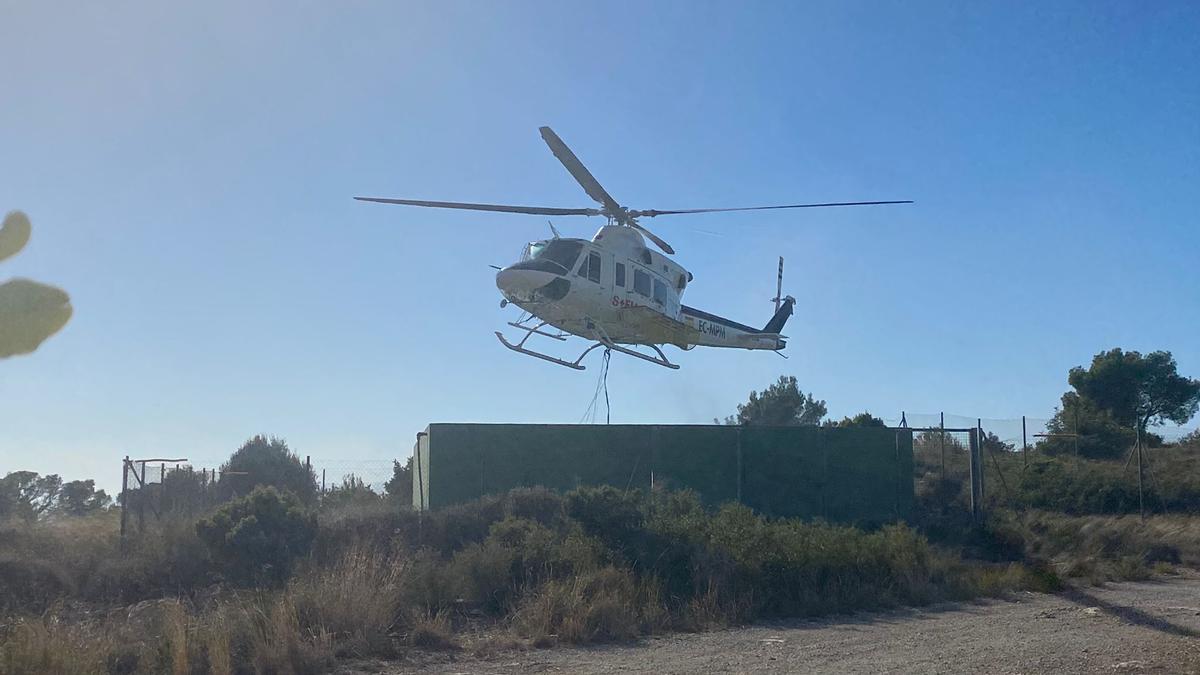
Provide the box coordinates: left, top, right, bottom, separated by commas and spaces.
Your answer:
579, 347, 612, 424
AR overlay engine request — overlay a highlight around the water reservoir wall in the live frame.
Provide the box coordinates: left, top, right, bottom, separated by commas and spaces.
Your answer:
412, 423, 913, 523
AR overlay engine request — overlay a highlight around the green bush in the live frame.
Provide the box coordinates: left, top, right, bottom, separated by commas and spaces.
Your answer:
196, 486, 316, 586
565, 486, 643, 550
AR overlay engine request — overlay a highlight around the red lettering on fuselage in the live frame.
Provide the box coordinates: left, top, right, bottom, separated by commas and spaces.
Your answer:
612, 295, 641, 309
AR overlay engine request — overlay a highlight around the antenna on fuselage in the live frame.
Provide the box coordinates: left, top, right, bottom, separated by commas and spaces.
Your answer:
547, 220, 562, 239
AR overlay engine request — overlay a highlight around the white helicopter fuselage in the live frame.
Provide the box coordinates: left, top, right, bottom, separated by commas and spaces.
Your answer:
496, 225, 787, 352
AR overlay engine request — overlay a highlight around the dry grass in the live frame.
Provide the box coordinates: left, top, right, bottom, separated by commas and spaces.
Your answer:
512, 566, 657, 644
0, 593, 335, 675
406, 611, 459, 650
0, 616, 118, 675
289, 544, 410, 657
11, 483, 1194, 673
1006, 510, 1200, 584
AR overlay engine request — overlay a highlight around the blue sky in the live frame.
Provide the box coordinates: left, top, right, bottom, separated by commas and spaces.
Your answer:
3, 1, 1198, 491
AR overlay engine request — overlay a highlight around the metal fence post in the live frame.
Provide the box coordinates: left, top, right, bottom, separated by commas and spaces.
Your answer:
976, 418, 985, 507
119, 457, 129, 547
967, 427, 979, 523
939, 412, 946, 482
138, 461, 146, 534
1022, 415, 1028, 469
1136, 426, 1145, 519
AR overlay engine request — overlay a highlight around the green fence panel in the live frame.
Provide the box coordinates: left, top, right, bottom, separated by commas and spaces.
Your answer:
650, 425, 740, 505
740, 426, 825, 519
822, 427, 910, 524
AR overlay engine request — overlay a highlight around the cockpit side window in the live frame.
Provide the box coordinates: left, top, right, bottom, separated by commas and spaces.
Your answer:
587, 252, 601, 283
615, 263, 626, 287
577, 251, 601, 284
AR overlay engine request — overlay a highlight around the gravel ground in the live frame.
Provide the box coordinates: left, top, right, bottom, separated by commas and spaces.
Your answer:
347, 576, 1200, 675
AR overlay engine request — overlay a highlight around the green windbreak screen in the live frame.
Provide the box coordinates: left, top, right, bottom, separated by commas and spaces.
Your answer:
420, 424, 913, 524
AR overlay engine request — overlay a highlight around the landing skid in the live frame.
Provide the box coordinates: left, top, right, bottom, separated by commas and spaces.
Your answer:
495, 320, 680, 371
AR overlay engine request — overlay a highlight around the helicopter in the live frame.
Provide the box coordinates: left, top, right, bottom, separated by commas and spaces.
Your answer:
357, 127, 910, 371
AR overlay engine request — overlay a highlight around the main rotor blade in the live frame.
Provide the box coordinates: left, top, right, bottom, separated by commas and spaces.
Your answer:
630, 222, 675, 255
354, 197, 599, 217
538, 127, 622, 213
633, 200, 913, 217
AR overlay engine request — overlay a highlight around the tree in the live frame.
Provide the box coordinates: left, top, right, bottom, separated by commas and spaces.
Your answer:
56, 479, 111, 516
723, 375, 827, 426
0, 471, 62, 521
1069, 348, 1200, 434
218, 435, 318, 505
825, 412, 887, 428
1041, 349, 1197, 460
160, 466, 216, 514
1043, 392, 1135, 459
384, 457, 414, 506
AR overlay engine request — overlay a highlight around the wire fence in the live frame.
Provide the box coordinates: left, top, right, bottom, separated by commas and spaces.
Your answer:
308, 459, 395, 493
117, 456, 401, 541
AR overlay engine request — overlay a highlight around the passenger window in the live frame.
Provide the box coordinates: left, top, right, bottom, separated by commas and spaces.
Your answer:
586, 252, 601, 283
633, 268, 651, 296
653, 278, 674, 306
615, 262, 626, 287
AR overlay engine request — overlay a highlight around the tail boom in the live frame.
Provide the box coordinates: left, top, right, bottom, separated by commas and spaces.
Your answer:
680, 298, 794, 351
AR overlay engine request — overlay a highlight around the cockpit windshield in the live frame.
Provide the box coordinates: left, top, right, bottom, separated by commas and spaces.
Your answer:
524, 240, 583, 273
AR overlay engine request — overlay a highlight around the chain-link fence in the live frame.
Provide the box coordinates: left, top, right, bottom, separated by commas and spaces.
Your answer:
307, 459, 395, 494
883, 411, 1200, 518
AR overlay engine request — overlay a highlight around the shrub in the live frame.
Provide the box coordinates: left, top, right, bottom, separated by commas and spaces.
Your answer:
0, 556, 74, 613
320, 475, 383, 512
196, 486, 316, 586
565, 486, 643, 551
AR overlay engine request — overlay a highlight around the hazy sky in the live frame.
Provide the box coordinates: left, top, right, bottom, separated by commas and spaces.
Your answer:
3, 1, 1198, 490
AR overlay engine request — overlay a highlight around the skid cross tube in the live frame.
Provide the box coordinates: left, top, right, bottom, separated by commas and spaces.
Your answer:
591, 324, 680, 370
495, 318, 681, 371
506, 321, 567, 341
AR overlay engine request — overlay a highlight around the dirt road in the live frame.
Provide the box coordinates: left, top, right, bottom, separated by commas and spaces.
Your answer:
360, 577, 1200, 675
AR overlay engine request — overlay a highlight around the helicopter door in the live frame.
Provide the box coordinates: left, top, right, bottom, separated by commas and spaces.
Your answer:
575, 249, 607, 306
